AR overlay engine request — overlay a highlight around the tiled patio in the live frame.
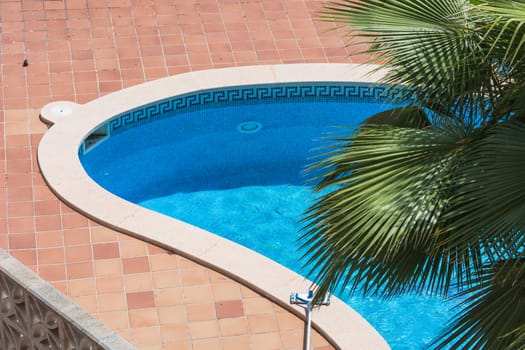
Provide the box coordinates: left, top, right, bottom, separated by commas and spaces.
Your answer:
0, 1, 366, 349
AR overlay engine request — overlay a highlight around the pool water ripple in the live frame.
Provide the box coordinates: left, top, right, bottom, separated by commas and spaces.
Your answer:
140, 185, 457, 350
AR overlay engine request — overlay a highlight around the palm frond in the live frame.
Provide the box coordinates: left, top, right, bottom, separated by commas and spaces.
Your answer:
439, 121, 525, 272
300, 121, 480, 299
310, 1, 525, 348
429, 259, 525, 350
320, 0, 497, 121
473, 0, 525, 67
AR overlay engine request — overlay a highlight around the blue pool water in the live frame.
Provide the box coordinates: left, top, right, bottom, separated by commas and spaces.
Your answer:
140, 186, 454, 349
81, 84, 455, 349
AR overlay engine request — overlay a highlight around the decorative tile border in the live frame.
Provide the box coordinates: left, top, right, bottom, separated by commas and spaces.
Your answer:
106, 83, 396, 137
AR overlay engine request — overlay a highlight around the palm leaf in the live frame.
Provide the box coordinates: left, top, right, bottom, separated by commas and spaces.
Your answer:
310, 1, 525, 348
439, 121, 525, 276
300, 120, 481, 299
320, 0, 497, 121
429, 259, 525, 349
472, 0, 525, 67
362, 106, 431, 128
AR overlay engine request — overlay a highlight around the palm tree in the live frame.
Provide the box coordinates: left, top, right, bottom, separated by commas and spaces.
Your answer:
300, 0, 525, 348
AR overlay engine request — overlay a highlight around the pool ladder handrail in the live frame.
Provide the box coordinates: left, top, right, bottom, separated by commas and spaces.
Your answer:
290, 291, 331, 350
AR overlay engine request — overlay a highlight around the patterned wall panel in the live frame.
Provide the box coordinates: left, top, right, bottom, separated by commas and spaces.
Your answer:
0, 276, 99, 350
0, 250, 134, 350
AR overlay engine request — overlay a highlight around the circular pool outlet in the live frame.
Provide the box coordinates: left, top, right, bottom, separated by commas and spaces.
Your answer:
40, 101, 80, 126
237, 121, 262, 133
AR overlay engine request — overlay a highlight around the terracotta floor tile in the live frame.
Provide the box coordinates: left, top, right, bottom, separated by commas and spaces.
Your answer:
67, 261, 94, 279
187, 303, 216, 322
215, 300, 244, 319
130, 326, 162, 346
155, 288, 184, 307
98, 292, 127, 313
7, 187, 33, 202
211, 282, 242, 301
119, 239, 149, 258
218, 317, 249, 337
127, 291, 156, 309
189, 320, 220, 340
9, 232, 36, 247
10, 249, 37, 266
71, 294, 98, 314
93, 242, 121, 259
63, 228, 91, 246
5, 173, 32, 187
311, 331, 331, 347
150, 253, 178, 271
96, 311, 130, 331
192, 338, 222, 350
280, 329, 303, 349
157, 305, 187, 325
91, 226, 120, 242
96, 275, 124, 294
35, 214, 62, 231
35, 230, 63, 248
33, 186, 56, 201
123, 256, 150, 274
152, 270, 180, 289
160, 324, 191, 343
129, 308, 159, 328
182, 285, 213, 305
251, 332, 283, 350
180, 268, 209, 286
208, 270, 229, 284
37, 247, 65, 264
276, 311, 304, 331
38, 263, 67, 281
7, 201, 34, 218
248, 314, 279, 334
162, 341, 192, 350
49, 281, 68, 295
34, 199, 60, 216
176, 256, 201, 270
243, 297, 275, 315
94, 258, 123, 277
65, 244, 93, 263
221, 335, 251, 349
124, 272, 153, 292
68, 278, 96, 297
61, 212, 89, 229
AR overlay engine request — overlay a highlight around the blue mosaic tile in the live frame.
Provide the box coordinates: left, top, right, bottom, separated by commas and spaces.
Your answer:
104, 83, 396, 136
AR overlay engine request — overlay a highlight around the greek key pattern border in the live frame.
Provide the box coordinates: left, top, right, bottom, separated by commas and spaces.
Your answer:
107, 83, 395, 135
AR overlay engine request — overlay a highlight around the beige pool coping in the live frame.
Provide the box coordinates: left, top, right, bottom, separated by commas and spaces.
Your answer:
37, 63, 390, 350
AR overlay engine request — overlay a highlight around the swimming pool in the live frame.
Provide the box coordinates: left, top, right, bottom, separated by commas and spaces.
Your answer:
38, 64, 418, 350
78, 82, 455, 350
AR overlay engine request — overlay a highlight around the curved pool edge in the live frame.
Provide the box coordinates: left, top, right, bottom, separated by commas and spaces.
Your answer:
37, 63, 390, 350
